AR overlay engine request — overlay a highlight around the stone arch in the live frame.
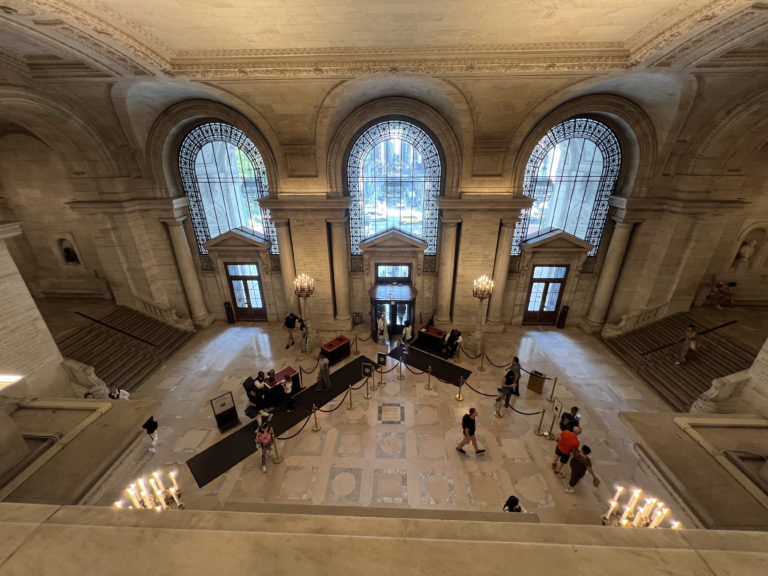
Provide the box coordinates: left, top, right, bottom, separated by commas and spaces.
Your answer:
509, 94, 658, 198
144, 99, 280, 199
326, 97, 462, 198
0, 87, 124, 178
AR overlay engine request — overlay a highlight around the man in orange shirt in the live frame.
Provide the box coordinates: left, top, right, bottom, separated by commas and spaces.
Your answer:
552, 426, 581, 475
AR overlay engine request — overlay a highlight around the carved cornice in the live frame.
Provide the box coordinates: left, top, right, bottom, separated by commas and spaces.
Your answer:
609, 195, 748, 219
67, 197, 189, 218
439, 194, 532, 213
627, 0, 745, 64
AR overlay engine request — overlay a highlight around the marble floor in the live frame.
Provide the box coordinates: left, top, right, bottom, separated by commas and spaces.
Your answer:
39, 301, 767, 526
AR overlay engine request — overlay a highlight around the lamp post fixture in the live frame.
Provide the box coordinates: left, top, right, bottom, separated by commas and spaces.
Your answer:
471, 274, 494, 372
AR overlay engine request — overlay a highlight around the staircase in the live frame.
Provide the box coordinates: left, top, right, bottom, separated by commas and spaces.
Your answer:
602, 313, 756, 412
56, 306, 196, 392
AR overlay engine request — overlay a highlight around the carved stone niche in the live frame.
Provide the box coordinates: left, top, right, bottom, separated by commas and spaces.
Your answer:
515, 230, 593, 320
203, 227, 275, 318
359, 228, 428, 278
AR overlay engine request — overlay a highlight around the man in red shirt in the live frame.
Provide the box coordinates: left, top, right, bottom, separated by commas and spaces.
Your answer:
552, 426, 581, 475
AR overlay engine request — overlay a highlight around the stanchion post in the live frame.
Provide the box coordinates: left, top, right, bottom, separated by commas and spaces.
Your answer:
347, 384, 355, 410
363, 377, 372, 399
299, 369, 304, 389
546, 409, 558, 440
353, 336, 359, 355
271, 438, 283, 464
425, 365, 433, 390
478, 351, 486, 373
397, 359, 404, 381
534, 409, 547, 436
311, 404, 321, 432
456, 346, 462, 364
455, 376, 464, 402
546, 377, 558, 402
379, 364, 385, 389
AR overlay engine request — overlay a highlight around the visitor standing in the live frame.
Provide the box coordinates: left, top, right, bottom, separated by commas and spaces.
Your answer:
552, 426, 581, 475
377, 313, 389, 345
255, 423, 275, 473
560, 406, 581, 432
317, 355, 332, 390
299, 317, 309, 353
284, 312, 298, 349
456, 408, 486, 455
675, 324, 698, 365
499, 357, 521, 408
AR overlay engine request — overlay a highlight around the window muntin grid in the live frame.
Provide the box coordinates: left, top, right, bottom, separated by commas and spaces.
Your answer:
178, 122, 278, 254
512, 118, 621, 257
347, 120, 441, 255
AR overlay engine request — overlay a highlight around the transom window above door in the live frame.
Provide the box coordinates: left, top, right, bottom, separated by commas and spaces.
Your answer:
376, 264, 411, 282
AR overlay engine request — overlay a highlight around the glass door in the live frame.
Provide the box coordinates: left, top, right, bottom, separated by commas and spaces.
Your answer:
523, 265, 567, 324
225, 263, 266, 321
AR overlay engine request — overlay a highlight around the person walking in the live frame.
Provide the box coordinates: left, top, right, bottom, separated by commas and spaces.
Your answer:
499, 357, 522, 408
675, 324, 698, 365
377, 313, 389, 345
560, 406, 581, 432
317, 355, 332, 390
552, 426, 581, 475
299, 317, 309, 353
456, 407, 486, 455
564, 445, 600, 493
255, 422, 275, 473
284, 312, 298, 350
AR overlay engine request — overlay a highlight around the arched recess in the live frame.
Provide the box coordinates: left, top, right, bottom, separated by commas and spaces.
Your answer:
144, 99, 280, 199
684, 86, 768, 177
509, 94, 658, 199
327, 97, 462, 198
0, 87, 124, 179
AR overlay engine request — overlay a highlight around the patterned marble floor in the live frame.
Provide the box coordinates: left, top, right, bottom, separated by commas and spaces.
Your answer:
83, 317, 693, 526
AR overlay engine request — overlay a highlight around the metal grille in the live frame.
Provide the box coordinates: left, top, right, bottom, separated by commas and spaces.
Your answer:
178, 122, 278, 254
347, 120, 441, 255
512, 118, 621, 256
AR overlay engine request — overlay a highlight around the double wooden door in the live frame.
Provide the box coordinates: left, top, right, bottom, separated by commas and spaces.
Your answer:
523, 265, 567, 325
225, 263, 266, 321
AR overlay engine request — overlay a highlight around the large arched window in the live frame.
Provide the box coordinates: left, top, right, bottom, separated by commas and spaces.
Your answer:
347, 119, 441, 255
179, 122, 278, 254
511, 118, 621, 256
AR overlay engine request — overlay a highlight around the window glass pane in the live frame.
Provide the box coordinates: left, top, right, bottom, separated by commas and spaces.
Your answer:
544, 284, 561, 311
179, 122, 278, 255
227, 264, 259, 276
377, 265, 409, 278
232, 280, 247, 308
512, 118, 620, 257
348, 120, 441, 255
247, 280, 263, 308
528, 282, 545, 311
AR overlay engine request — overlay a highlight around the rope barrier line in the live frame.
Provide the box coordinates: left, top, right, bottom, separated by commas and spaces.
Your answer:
462, 379, 497, 398
405, 365, 425, 375
520, 366, 555, 380
299, 356, 321, 375
380, 364, 399, 374
356, 333, 373, 342
276, 412, 313, 440
459, 344, 482, 360
351, 379, 367, 391
435, 375, 458, 385
317, 388, 351, 413
508, 406, 544, 416
484, 353, 513, 368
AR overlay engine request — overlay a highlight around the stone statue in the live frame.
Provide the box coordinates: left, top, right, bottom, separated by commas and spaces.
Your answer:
732, 240, 756, 271
62, 358, 110, 398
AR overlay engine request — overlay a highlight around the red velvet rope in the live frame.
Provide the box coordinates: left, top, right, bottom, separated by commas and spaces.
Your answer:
508, 406, 544, 416
356, 333, 373, 342
405, 365, 425, 375
459, 345, 482, 360
276, 412, 313, 440
520, 366, 555, 380
300, 356, 321, 375
436, 375, 459, 385
484, 353, 512, 368
463, 379, 497, 398
317, 388, 350, 413
379, 364, 399, 374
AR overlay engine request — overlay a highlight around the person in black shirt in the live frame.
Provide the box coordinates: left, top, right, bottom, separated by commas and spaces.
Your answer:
456, 407, 485, 455
560, 406, 580, 432
284, 312, 298, 349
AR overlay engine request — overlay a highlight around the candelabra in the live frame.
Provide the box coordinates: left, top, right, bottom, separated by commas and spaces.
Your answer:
294, 273, 316, 352
469, 274, 494, 372
600, 485, 679, 529
115, 470, 183, 511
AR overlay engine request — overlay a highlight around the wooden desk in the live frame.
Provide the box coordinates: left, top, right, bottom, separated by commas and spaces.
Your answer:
265, 366, 300, 401
321, 335, 351, 366
415, 327, 445, 355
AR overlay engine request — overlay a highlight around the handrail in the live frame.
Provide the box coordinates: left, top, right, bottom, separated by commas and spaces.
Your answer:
639, 320, 737, 356
74, 311, 158, 348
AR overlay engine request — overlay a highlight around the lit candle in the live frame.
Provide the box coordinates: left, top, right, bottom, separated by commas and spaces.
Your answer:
169, 471, 179, 491
633, 498, 655, 527
612, 486, 625, 503
169, 487, 180, 506
114, 501, 123, 509
140, 490, 152, 509
649, 508, 670, 528
153, 472, 166, 492
626, 489, 642, 517
605, 500, 617, 518
619, 505, 632, 523
125, 488, 141, 508
149, 479, 168, 509
620, 519, 629, 528
671, 521, 681, 530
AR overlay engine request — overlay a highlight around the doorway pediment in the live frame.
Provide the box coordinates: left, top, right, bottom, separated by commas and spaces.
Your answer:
522, 230, 593, 254
359, 228, 427, 275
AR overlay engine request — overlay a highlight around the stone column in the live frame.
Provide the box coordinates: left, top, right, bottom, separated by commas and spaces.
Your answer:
582, 220, 635, 333
274, 218, 299, 313
329, 218, 351, 322
486, 220, 517, 327
164, 218, 213, 327
434, 218, 459, 324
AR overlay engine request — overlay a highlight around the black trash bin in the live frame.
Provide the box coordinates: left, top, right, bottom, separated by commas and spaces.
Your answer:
557, 305, 569, 329
224, 301, 236, 324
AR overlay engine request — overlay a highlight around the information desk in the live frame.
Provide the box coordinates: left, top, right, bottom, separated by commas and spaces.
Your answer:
415, 326, 446, 355
267, 366, 300, 396
321, 335, 351, 366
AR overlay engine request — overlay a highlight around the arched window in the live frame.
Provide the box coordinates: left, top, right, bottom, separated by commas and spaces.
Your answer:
178, 122, 278, 254
347, 119, 441, 255
511, 118, 621, 256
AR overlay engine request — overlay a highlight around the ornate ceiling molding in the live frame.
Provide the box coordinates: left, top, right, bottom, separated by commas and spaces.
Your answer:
627, 0, 746, 64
